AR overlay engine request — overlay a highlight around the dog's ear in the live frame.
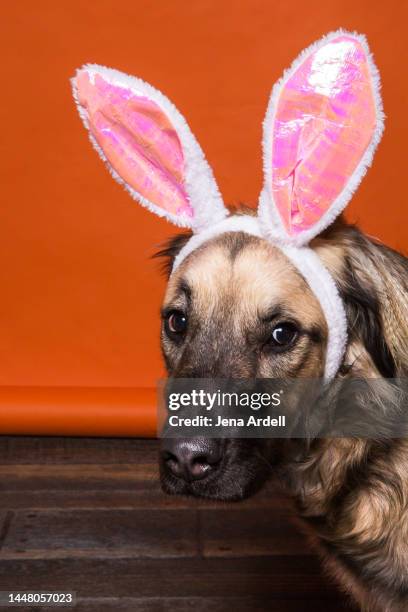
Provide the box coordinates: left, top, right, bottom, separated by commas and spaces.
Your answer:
314, 223, 408, 378
258, 31, 384, 247
72, 65, 227, 232
153, 232, 192, 278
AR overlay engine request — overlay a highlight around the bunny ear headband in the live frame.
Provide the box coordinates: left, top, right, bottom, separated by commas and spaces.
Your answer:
71, 29, 384, 380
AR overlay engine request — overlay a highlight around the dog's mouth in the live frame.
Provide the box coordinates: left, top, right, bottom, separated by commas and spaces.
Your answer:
159, 438, 271, 501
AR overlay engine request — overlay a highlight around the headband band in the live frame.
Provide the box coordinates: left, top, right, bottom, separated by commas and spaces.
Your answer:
71, 29, 384, 380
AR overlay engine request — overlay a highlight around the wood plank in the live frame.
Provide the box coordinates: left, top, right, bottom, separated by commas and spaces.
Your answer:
201, 509, 310, 557
0, 487, 293, 512
73, 596, 353, 611
0, 488, 196, 511
1, 509, 198, 559
0, 557, 348, 600
0, 464, 158, 491
0, 481, 293, 512
1, 507, 310, 560
0, 436, 158, 464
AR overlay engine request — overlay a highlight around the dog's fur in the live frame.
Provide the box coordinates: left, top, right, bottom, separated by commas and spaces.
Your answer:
156, 209, 408, 612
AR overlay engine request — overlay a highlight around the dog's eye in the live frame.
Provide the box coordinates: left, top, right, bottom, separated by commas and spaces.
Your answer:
165, 310, 188, 338
270, 322, 298, 348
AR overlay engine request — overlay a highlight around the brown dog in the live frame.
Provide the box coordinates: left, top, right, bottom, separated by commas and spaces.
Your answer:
158, 214, 408, 612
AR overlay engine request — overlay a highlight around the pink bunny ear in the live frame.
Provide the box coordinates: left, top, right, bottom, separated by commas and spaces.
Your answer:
72, 65, 227, 231
258, 30, 384, 246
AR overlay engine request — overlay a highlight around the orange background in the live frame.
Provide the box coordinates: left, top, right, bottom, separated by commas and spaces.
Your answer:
1, 0, 407, 390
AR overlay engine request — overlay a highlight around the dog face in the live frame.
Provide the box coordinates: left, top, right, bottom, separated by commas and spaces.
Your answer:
159, 231, 328, 500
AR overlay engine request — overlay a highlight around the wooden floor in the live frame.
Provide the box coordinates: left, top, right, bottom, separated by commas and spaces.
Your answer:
0, 437, 354, 611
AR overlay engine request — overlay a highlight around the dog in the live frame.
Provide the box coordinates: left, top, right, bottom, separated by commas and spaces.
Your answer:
72, 29, 408, 612
157, 211, 408, 612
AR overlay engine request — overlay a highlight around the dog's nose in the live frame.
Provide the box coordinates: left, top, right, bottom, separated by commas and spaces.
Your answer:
161, 438, 223, 482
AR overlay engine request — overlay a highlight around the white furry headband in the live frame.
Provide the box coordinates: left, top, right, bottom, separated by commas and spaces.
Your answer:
71, 29, 384, 380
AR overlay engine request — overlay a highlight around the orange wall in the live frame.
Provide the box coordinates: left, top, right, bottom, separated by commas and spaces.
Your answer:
1, 0, 407, 388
